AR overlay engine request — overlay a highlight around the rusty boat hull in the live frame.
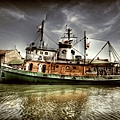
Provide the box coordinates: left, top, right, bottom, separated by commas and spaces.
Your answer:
1, 69, 120, 86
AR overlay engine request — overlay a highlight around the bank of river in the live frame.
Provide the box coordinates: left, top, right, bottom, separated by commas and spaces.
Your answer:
0, 84, 120, 120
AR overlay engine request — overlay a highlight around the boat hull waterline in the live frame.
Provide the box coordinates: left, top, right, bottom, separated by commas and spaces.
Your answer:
2, 69, 120, 86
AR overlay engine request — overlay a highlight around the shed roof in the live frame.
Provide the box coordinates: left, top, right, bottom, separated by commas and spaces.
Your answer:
8, 59, 24, 65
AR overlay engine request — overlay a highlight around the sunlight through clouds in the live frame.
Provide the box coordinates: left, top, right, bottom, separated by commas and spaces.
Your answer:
0, 8, 26, 21
0, 0, 120, 58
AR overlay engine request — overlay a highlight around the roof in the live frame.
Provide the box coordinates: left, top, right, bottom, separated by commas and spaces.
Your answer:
8, 59, 24, 65
87, 59, 117, 65
0, 50, 13, 55
91, 59, 111, 64
25, 47, 57, 52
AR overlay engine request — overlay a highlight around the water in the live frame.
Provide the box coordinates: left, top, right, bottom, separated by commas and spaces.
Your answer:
0, 84, 120, 120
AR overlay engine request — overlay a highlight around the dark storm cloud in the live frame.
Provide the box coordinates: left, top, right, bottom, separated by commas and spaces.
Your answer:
0, 0, 120, 57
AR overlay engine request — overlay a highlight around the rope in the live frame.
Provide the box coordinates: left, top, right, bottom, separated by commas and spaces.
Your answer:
89, 38, 107, 42
43, 32, 58, 46
33, 34, 40, 42
72, 47, 84, 56
72, 37, 84, 47
89, 42, 108, 64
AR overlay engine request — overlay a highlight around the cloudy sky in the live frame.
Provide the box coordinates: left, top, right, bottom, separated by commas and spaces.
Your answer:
0, 0, 120, 59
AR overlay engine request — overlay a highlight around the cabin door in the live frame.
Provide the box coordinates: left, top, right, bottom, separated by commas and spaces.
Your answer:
29, 63, 33, 71
42, 65, 46, 73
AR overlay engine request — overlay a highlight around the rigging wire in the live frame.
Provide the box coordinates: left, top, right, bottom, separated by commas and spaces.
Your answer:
43, 32, 58, 46
87, 38, 120, 62
112, 47, 120, 60
89, 38, 108, 42
28, 34, 40, 47
108, 42, 120, 61
89, 41, 108, 64
72, 37, 84, 48
112, 51, 117, 62
108, 44, 116, 62
34, 34, 40, 42
32, 29, 120, 63
111, 46, 120, 61
44, 32, 85, 56
72, 47, 84, 56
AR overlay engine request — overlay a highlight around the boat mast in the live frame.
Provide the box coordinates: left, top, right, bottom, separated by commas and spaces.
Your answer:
84, 31, 87, 64
40, 20, 45, 49
67, 28, 71, 40
63, 27, 72, 40
107, 41, 111, 62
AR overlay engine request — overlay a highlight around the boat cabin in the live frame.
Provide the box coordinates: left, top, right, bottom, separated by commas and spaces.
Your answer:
24, 20, 119, 77
24, 58, 117, 77
26, 47, 57, 62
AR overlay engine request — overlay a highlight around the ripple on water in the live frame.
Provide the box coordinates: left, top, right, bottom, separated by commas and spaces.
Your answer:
0, 94, 22, 120
0, 85, 120, 120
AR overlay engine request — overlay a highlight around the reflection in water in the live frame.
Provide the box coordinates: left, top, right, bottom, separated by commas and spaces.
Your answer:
22, 91, 87, 120
0, 84, 120, 120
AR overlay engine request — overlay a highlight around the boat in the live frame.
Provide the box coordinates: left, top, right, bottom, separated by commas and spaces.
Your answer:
1, 18, 120, 86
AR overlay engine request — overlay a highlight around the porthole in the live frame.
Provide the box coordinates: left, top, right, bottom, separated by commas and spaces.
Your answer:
66, 66, 70, 70
40, 51, 43, 54
38, 56, 42, 60
55, 65, 59, 68
62, 50, 66, 54
45, 52, 48, 55
71, 50, 75, 55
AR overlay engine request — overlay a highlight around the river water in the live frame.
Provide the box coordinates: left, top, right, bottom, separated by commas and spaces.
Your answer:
0, 84, 120, 120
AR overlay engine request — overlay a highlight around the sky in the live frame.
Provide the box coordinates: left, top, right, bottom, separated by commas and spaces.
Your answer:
0, 0, 120, 60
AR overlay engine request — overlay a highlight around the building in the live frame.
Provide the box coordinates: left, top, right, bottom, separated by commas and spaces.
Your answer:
0, 49, 22, 65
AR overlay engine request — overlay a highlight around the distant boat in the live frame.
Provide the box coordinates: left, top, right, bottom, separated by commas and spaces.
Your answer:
1, 18, 120, 86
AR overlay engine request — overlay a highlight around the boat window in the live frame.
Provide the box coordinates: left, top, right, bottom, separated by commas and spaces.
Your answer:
31, 50, 33, 54
71, 50, 75, 55
62, 50, 66, 54
66, 66, 70, 70
108, 67, 111, 71
55, 65, 59, 68
73, 66, 76, 69
42, 65, 46, 73
36, 50, 37, 54
40, 51, 43, 54
86, 68, 92, 72
93, 68, 96, 71
38, 56, 42, 60
26, 50, 30, 54
45, 52, 48, 55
